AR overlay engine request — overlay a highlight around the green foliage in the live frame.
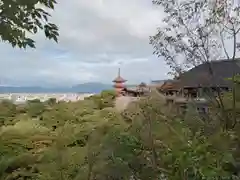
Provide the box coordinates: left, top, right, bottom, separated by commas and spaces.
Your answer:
0, 100, 17, 126
47, 98, 57, 105
86, 90, 116, 110
119, 94, 236, 180
0, 0, 59, 48
0, 89, 240, 179
26, 99, 46, 118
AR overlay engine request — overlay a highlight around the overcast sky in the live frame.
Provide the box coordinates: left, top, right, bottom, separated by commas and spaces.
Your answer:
0, 0, 171, 87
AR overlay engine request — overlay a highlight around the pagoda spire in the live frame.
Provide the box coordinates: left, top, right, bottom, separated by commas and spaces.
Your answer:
118, 68, 120, 77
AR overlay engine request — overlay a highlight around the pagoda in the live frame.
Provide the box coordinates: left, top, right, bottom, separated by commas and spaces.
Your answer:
112, 68, 127, 97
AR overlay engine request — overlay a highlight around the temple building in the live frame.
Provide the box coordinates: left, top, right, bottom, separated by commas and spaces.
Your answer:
122, 82, 150, 97
158, 59, 240, 114
112, 68, 150, 97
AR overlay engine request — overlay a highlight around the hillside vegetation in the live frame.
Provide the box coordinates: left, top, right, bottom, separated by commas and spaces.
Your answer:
0, 88, 240, 180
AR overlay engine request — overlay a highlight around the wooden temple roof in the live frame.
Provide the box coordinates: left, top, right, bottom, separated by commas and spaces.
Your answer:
177, 59, 240, 88
161, 59, 240, 91
159, 79, 180, 91
123, 82, 150, 93
139, 82, 147, 87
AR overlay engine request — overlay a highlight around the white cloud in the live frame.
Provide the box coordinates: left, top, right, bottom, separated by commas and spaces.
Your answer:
0, 0, 170, 86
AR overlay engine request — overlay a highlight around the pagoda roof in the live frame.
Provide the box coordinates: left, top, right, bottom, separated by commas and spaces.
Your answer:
113, 76, 126, 82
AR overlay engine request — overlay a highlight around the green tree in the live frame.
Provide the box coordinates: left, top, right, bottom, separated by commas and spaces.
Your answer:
87, 90, 116, 110
113, 93, 235, 179
26, 100, 46, 118
2, 89, 239, 179
0, 0, 59, 48
46, 98, 57, 106
0, 120, 52, 180
0, 100, 17, 126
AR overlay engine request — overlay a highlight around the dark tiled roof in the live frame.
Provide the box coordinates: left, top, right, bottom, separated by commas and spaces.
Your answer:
177, 59, 240, 88
151, 79, 170, 89
139, 82, 147, 87
123, 86, 149, 93
160, 80, 179, 91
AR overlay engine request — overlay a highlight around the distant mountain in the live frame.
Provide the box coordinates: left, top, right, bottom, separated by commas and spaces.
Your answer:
71, 83, 113, 93
0, 83, 113, 93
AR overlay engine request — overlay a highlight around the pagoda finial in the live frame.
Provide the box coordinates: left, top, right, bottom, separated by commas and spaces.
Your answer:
118, 68, 120, 77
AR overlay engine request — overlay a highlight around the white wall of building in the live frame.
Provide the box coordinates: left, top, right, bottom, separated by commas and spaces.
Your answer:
0, 93, 94, 104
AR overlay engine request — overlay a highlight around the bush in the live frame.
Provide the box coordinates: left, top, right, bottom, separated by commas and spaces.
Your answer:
26, 100, 46, 118
0, 100, 17, 126
46, 98, 57, 105
87, 90, 116, 110
0, 89, 240, 179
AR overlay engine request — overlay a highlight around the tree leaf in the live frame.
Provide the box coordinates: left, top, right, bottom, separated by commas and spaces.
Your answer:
0, 0, 59, 49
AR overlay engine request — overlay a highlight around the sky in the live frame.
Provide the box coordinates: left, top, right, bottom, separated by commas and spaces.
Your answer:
0, 0, 171, 87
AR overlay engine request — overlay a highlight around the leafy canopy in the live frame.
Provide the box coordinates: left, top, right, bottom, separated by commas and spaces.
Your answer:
0, 0, 59, 48
0, 89, 240, 179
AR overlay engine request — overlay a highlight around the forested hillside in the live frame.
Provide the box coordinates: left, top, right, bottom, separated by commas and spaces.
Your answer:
1, 86, 240, 180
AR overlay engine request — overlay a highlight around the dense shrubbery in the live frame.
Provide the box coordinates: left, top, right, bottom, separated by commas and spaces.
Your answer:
0, 88, 240, 180
85, 90, 116, 110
